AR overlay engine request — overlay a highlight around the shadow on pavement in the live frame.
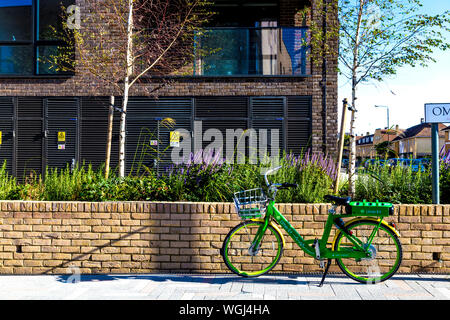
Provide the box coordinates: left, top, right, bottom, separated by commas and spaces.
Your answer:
54, 273, 363, 286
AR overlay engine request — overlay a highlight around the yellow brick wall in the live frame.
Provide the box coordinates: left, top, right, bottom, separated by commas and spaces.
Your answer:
0, 201, 448, 275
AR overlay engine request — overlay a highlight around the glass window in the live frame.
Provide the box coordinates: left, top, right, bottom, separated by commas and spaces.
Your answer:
37, 45, 73, 75
0, 0, 74, 76
38, 0, 74, 40
0, 46, 33, 75
0, 0, 32, 41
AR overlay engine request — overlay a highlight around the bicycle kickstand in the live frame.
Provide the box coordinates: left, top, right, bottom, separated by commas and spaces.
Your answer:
318, 259, 332, 287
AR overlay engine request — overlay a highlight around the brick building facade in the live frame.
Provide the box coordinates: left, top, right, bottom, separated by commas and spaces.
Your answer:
0, 0, 338, 178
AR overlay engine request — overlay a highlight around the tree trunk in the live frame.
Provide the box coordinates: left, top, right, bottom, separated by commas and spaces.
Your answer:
348, 0, 364, 197
105, 95, 114, 179
119, 0, 134, 178
348, 84, 357, 197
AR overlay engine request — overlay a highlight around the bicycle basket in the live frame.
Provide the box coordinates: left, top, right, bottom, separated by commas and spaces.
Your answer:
233, 188, 267, 219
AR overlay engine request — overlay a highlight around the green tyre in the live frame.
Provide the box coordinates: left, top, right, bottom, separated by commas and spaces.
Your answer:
334, 219, 402, 284
221, 220, 283, 277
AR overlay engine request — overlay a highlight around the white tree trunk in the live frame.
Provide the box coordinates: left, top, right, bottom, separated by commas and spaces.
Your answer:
348, 87, 357, 197
119, 0, 134, 178
105, 95, 114, 179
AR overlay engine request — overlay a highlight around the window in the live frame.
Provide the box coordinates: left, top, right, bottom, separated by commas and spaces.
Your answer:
0, 0, 74, 76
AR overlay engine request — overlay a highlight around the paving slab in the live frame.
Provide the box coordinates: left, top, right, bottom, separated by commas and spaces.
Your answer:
0, 273, 448, 301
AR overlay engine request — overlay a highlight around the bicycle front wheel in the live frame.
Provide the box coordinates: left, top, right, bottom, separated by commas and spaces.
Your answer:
222, 220, 283, 277
334, 219, 402, 284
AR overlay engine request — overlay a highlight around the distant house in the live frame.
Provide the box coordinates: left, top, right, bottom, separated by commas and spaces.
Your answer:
356, 134, 374, 160
356, 126, 403, 160
442, 125, 450, 156
391, 122, 446, 158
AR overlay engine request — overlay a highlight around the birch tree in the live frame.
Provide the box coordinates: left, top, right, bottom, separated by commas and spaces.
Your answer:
49, 0, 212, 177
304, 0, 450, 196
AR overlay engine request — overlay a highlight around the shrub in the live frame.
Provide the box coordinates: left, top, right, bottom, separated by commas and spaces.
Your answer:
354, 163, 432, 204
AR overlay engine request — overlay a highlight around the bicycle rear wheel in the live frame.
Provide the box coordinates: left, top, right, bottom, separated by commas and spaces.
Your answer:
333, 219, 402, 284
222, 220, 283, 277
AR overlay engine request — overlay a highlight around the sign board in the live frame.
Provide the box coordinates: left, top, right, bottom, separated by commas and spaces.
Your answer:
0, 131, 2, 145
424, 103, 450, 123
170, 131, 180, 147
58, 144, 66, 150
58, 131, 66, 142
150, 140, 158, 146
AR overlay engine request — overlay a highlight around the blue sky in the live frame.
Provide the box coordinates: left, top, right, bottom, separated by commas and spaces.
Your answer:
338, 0, 450, 135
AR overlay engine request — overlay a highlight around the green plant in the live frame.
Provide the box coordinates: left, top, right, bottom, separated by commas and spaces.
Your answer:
355, 163, 432, 204
0, 162, 18, 200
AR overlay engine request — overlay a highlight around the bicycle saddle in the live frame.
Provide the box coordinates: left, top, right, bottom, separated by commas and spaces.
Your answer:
324, 195, 351, 206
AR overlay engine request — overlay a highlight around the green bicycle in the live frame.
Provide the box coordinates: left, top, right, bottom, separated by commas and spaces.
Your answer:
221, 166, 402, 286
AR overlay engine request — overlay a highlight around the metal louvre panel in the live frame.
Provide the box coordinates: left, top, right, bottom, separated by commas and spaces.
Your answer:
126, 97, 192, 175
126, 119, 158, 175
0, 120, 14, 173
81, 96, 113, 119
0, 97, 14, 119
17, 119, 43, 180
250, 97, 284, 119
286, 119, 311, 155
47, 97, 78, 119
287, 96, 312, 119
195, 96, 248, 118
126, 119, 191, 175
251, 119, 284, 152
80, 119, 120, 171
286, 96, 312, 155
16, 97, 43, 179
46, 119, 77, 170
159, 119, 191, 170
17, 97, 43, 119
46, 98, 78, 170
199, 119, 249, 160
127, 97, 192, 119
80, 97, 120, 171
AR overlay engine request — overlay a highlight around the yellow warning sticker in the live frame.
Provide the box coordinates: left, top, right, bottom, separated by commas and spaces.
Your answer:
58, 131, 66, 142
170, 131, 180, 147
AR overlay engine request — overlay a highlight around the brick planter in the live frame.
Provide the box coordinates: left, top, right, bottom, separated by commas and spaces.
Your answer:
0, 201, 448, 275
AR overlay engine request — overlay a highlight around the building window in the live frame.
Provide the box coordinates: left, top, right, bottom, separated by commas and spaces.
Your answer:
0, 0, 74, 76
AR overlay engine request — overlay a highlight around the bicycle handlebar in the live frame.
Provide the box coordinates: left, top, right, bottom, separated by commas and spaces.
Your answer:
264, 167, 297, 191
264, 166, 282, 186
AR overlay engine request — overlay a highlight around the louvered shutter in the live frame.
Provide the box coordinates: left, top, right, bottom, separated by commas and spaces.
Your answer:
16, 97, 44, 180
126, 97, 192, 175
286, 96, 312, 155
250, 97, 284, 154
80, 97, 120, 171
195, 96, 249, 162
45, 97, 78, 170
0, 97, 15, 174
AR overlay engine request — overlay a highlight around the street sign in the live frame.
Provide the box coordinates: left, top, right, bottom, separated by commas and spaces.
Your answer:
424, 103, 450, 204
424, 103, 450, 123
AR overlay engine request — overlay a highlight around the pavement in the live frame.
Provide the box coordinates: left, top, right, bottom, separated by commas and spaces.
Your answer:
0, 273, 448, 301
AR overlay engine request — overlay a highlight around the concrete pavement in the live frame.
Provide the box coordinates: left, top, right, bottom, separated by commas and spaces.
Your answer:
0, 273, 448, 300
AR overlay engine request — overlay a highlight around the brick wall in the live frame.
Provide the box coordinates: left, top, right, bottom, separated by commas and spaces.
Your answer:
0, 201, 448, 275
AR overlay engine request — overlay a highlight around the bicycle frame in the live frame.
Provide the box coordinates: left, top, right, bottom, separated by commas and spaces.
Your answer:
252, 200, 387, 260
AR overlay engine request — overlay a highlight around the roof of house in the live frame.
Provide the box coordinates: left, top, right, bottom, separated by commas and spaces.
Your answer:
392, 123, 446, 141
